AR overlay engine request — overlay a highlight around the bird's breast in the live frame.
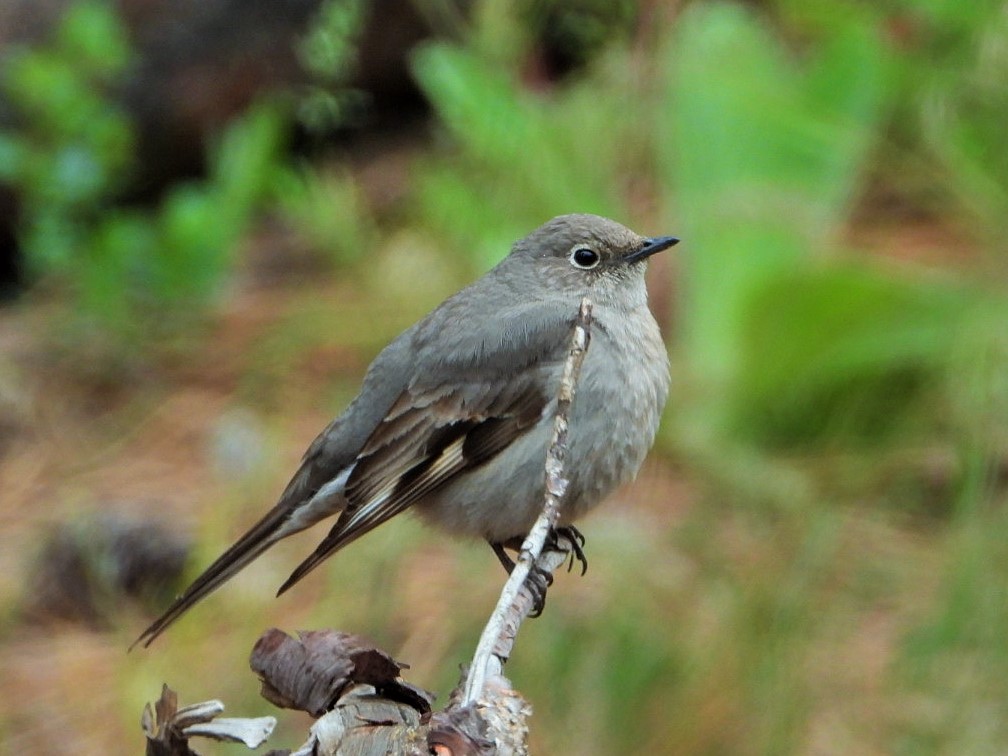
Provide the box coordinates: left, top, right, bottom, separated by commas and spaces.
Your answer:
563, 307, 669, 516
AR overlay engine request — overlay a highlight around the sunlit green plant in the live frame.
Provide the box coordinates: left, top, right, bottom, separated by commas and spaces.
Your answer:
0, 1, 286, 347
764, 0, 1008, 253
0, 1, 135, 280
411, 40, 638, 268
272, 165, 375, 267
296, 0, 369, 133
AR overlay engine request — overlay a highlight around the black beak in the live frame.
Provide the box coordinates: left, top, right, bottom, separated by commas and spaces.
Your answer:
624, 235, 680, 263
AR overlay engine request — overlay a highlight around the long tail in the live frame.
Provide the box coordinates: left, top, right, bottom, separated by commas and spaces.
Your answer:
133, 457, 354, 649
131, 508, 297, 649
275, 517, 366, 597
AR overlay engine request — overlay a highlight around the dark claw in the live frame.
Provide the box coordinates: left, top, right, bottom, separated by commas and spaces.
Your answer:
526, 565, 553, 617
551, 525, 588, 576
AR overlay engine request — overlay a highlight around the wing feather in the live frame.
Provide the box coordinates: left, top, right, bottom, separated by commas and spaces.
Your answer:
275, 374, 548, 594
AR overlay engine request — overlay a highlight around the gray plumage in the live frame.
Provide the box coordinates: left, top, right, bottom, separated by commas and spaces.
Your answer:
134, 214, 676, 648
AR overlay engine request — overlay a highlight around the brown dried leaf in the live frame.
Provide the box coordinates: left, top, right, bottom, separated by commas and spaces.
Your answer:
250, 628, 432, 717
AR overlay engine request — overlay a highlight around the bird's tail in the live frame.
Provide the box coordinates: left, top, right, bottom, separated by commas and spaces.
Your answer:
274, 517, 363, 597
131, 508, 294, 650
275, 488, 416, 597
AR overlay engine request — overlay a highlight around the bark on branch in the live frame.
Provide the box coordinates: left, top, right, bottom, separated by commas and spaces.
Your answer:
461, 297, 593, 707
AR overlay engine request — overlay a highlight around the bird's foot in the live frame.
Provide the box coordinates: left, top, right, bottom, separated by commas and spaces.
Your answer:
525, 563, 553, 617
487, 525, 588, 616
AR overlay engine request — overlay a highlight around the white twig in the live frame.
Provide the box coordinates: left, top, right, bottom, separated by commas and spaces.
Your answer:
462, 297, 593, 706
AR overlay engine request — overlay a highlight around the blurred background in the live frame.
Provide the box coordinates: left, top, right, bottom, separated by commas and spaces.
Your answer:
1, 0, 1007, 752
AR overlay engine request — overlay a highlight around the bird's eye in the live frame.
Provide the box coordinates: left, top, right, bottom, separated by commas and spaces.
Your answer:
569, 246, 600, 269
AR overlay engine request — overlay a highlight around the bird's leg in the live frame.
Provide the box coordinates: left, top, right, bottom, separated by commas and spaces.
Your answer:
486, 526, 588, 617
489, 538, 520, 573
487, 536, 550, 615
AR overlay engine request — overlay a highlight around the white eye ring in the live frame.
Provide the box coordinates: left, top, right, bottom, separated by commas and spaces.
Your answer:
569, 245, 601, 269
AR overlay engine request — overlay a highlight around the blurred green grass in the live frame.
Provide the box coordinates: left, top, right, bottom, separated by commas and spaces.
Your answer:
3, 0, 1008, 753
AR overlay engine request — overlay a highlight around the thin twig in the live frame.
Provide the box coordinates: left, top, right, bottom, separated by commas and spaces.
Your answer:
461, 297, 593, 706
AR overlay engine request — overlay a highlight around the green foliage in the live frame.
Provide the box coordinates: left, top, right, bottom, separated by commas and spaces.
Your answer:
296, 0, 369, 133
731, 265, 973, 446
654, 2, 1008, 461
769, 0, 1008, 254
517, 0, 638, 70
661, 2, 892, 391
160, 101, 286, 310
895, 507, 1008, 752
54, 0, 133, 76
411, 42, 634, 267
0, 1, 135, 277
0, 2, 286, 346
915, 5, 1008, 251
272, 165, 375, 267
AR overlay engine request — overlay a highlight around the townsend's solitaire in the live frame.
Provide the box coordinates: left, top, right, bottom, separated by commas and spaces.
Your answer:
135, 213, 677, 647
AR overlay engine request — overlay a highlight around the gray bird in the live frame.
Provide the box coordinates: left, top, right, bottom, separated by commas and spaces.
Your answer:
134, 214, 676, 648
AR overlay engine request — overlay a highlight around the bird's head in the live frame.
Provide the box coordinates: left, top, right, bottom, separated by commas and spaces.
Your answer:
509, 214, 678, 302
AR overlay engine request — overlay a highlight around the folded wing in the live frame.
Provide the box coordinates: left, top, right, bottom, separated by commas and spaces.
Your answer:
276, 374, 548, 594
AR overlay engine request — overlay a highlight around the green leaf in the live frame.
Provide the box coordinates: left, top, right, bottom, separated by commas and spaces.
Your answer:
80, 213, 155, 332
661, 2, 891, 390
410, 42, 623, 262
157, 185, 232, 303
210, 102, 287, 217
730, 264, 971, 445
273, 166, 374, 267
0, 131, 26, 182
20, 210, 81, 276
56, 1, 133, 77
4, 50, 89, 127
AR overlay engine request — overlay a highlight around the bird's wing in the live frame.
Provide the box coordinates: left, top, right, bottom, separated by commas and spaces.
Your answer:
275, 372, 549, 595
